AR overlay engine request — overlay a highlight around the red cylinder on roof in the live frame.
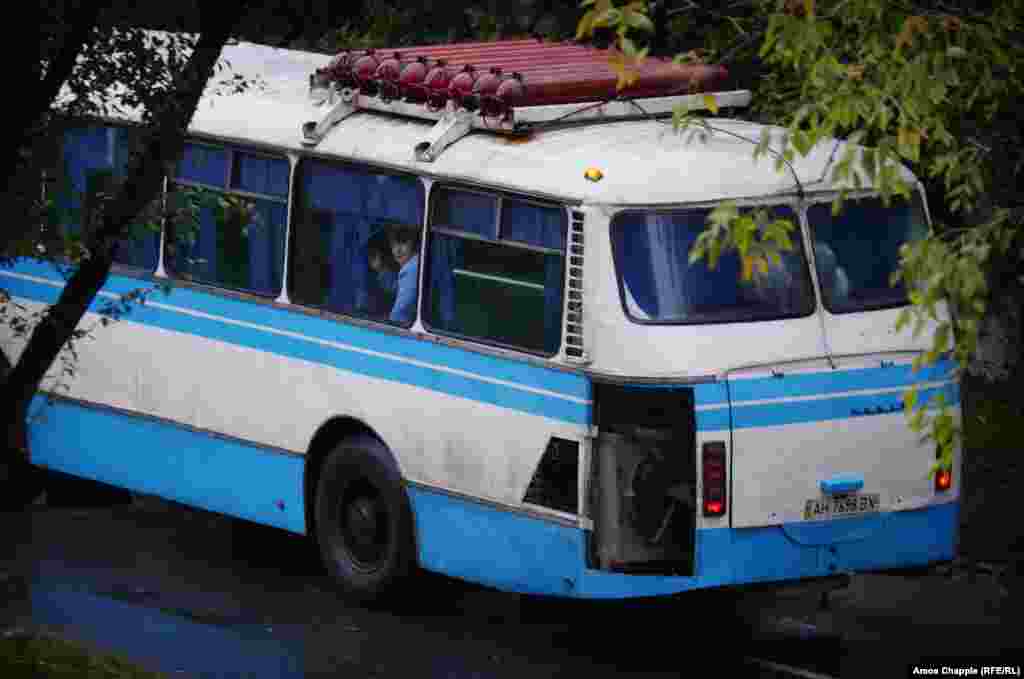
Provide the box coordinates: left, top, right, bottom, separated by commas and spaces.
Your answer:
375, 51, 404, 101
495, 72, 525, 108
321, 40, 732, 109
448, 65, 477, 109
375, 52, 403, 82
399, 56, 429, 102
353, 50, 380, 86
323, 50, 355, 88
473, 66, 503, 97
424, 59, 452, 110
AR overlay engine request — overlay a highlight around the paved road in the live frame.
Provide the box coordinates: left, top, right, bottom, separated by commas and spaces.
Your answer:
2, 489, 1019, 678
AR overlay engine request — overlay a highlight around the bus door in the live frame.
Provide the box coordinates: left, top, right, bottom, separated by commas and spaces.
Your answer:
802, 193, 960, 524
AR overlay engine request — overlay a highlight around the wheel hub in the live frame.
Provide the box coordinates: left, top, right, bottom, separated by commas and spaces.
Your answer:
339, 487, 388, 570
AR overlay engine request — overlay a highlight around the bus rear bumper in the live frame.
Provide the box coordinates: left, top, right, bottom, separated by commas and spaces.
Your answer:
573, 501, 958, 599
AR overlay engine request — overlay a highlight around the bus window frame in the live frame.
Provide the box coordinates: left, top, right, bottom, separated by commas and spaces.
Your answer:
283, 155, 427, 328
421, 182, 570, 360
163, 140, 290, 301
607, 200, 819, 327
803, 188, 930, 316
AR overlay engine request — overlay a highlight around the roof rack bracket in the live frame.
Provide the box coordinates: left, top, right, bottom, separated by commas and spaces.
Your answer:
301, 87, 359, 147
414, 109, 474, 162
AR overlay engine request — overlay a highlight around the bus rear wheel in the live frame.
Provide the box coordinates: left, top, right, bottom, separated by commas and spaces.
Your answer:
313, 436, 416, 604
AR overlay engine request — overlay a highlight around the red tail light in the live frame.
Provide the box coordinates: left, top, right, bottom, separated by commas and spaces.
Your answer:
935, 467, 952, 492
702, 441, 727, 517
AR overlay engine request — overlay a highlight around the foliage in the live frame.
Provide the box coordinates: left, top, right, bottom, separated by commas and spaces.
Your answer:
1, 631, 166, 679
577, 0, 1024, 476
0, 5, 271, 430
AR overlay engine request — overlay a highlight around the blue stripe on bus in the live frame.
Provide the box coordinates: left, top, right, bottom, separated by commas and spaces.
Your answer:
3, 261, 959, 432
3, 263, 591, 425
6, 260, 591, 400
408, 486, 584, 597
729, 359, 956, 402
695, 407, 731, 432
27, 396, 307, 534
730, 383, 959, 429
694, 382, 729, 407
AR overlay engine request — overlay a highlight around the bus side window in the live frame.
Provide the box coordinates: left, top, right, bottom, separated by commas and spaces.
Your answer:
424, 188, 566, 356
54, 124, 159, 271
288, 160, 424, 327
164, 144, 288, 297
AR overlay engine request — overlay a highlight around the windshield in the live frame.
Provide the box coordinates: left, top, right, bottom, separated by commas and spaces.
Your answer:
610, 205, 816, 324
807, 193, 928, 314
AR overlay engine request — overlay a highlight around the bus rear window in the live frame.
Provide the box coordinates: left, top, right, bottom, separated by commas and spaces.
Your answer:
610, 206, 815, 324
807, 194, 928, 314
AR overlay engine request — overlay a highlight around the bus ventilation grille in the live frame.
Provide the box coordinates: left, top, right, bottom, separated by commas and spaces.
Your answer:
523, 437, 579, 514
564, 210, 589, 364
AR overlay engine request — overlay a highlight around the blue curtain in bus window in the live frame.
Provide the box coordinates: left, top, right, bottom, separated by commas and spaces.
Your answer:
233, 153, 289, 296
303, 161, 423, 316
171, 144, 228, 282
111, 128, 159, 271
427, 235, 459, 330
59, 125, 111, 234
502, 200, 565, 251
612, 210, 742, 320
611, 212, 658, 318
233, 153, 290, 198
362, 172, 423, 319
191, 203, 220, 283
246, 199, 287, 296
176, 144, 228, 187
58, 125, 159, 271
808, 198, 922, 310
437, 190, 495, 238
501, 200, 566, 352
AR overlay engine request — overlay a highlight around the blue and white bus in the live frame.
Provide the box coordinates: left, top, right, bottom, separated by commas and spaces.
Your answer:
1, 37, 961, 602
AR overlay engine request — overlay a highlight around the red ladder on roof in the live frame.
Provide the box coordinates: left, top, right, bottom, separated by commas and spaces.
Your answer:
300, 38, 750, 161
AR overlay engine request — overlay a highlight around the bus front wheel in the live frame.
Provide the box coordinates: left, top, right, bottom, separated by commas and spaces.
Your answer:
314, 435, 417, 604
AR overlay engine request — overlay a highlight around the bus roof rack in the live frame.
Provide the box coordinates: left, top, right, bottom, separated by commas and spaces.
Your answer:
298, 38, 750, 162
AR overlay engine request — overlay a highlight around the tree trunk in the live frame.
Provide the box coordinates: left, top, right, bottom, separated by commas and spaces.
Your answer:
2, 10, 241, 458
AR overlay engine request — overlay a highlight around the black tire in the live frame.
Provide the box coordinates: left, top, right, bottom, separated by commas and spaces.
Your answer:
314, 435, 417, 603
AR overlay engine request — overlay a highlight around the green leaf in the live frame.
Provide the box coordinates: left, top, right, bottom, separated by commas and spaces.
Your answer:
622, 36, 638, 57
624, 10, 654, 33
576, 10, 596, 39
591, 7, 621, 29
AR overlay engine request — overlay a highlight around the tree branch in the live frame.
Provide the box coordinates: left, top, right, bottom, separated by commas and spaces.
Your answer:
3, 8, 243, 453
33, 2, 109, 128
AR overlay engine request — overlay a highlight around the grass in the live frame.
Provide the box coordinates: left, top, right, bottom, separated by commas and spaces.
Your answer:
0, 631, 166, 679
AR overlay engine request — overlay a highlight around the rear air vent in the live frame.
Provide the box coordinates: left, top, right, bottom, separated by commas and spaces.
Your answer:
523, 437, 579, 514
563, 210, 589, 364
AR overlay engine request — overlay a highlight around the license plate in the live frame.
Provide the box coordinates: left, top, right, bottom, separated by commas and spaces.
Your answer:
803, 493, 880, 521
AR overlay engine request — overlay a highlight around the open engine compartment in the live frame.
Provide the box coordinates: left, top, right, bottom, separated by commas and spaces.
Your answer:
588, 382, 698, 576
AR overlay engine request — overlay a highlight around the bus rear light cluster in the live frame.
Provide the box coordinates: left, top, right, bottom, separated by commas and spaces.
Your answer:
702, 441, 727, 517
311, 51, 526, 120
935, 446, 952, 492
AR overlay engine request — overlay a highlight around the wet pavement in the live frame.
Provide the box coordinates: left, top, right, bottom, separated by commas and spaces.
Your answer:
2, 490, 1021, 678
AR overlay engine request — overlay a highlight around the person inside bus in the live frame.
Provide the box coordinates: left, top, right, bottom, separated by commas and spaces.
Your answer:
356, 230, 399, 319
386, 223, 421, 325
